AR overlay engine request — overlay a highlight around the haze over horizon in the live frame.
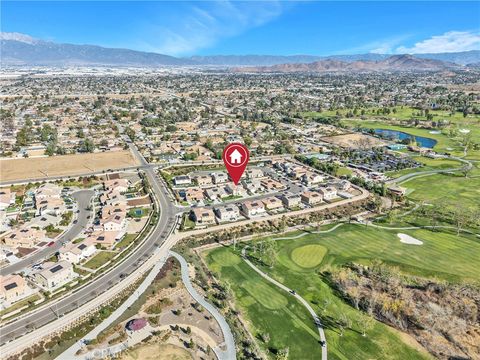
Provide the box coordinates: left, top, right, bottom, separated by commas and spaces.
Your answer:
2, 1, 479, 57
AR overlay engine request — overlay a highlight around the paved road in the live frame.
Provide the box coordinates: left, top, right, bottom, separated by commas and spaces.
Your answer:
241, 247, 327, 360
0, 190, 94, 276
0, 142, 181, 348
170, 251, 236, 360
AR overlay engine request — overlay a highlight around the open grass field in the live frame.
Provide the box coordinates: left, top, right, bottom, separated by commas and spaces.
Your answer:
400, 170, 480, 209
204, 223, 480, 359
0, 150, 139, 182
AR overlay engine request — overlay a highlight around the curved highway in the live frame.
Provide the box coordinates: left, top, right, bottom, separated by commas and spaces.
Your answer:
0, 144, 181, 347
1, 190, 94, 276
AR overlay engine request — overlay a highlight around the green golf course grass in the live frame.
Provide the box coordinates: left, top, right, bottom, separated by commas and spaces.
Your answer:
399, 169, 480, 209
204, 224, 480, 359
385, 156, 464, 179
291, 244, 327, 268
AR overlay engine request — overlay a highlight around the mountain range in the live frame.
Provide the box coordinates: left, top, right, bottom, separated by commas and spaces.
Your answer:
1, 32, 479, 68
231, 55, 465, 73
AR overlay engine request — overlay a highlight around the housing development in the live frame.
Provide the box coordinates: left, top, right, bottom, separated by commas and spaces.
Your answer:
0, 3, 480, 359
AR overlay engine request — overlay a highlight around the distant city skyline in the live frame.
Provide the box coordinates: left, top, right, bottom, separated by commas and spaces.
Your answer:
2, 1, 479, 56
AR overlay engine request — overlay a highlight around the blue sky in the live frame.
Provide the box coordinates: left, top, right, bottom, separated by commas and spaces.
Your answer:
2, 1, 479, 56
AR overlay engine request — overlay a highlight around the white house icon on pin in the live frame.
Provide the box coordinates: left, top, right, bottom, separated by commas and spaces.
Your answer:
229, 149, 242, 164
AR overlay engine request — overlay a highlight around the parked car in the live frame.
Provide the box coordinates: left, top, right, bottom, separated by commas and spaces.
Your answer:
47, 241, 55, 247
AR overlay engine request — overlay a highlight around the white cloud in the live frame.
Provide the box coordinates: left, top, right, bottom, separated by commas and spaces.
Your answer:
145, 1, 284, 56
395, 31, 480, 54
338, 35, 411, 55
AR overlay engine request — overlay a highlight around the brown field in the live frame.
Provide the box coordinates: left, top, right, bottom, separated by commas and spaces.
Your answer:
321, 133, 387, 149
0, 150, 140, 182
121, 344, 192, 360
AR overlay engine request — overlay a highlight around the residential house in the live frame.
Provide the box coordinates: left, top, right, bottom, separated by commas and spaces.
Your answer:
99, 190, 126, 206
289, 166, 308, 179
173, 175, 191, 186
87, 230, 120, 248
190, 208, 216, 225
214, 205, 240, 222
0, 189, 15, 210
246, 168, 264, 179
241, 179, 262, 194
261, 178, 284, 191
335, 180, 351, 191
104, 179, 130, 193
101, 203, 127, 219
35, 183, 62, 202
280, 193, 301, 208
317, 186, 337, 201
301, 191, 323, 206
36, 197, 66, 216
183, 188, 205, 203
301, 172, 324, 186
262, 197, 283, 211
194, 174, 213, 186
240, 201, 266, 217
0, 275, 26, 303
211, 172, 229, 184
32, 261, 75, 290
3, 227, 47, 248
204, 187, 228, 201
59, 239, 96, 264
102, 213, 126, 232
225, 184, 247, 197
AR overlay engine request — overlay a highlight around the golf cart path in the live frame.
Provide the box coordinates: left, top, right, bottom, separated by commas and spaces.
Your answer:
390, 155, 472, 185
241, 247, 327, 360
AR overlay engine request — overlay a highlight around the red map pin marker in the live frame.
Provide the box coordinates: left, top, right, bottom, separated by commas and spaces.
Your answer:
222, 143, 250, 185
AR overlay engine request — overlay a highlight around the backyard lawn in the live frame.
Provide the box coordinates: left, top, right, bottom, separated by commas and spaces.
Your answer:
116, 234, 138, 248
83, 251, 117, 270
204, 223, 480, 359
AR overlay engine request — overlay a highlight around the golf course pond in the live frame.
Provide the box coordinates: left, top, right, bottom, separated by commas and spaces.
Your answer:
374, 129, 437, 148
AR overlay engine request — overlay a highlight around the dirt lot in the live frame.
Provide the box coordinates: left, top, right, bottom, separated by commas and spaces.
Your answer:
321, 133, 387, 149
121, 343, 192, 360
0, 150, 140, 182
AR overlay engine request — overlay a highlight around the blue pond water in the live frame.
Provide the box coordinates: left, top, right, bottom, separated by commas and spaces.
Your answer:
374, 129, 437, 148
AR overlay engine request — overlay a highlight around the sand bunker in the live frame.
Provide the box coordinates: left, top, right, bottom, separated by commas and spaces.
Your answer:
397, 233, 423, 245
459, 129, 470, 134
429, 130, 441, 134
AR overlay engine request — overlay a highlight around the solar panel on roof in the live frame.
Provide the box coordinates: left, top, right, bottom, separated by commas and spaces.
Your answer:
50, 264, 63, 273
4, 283, 18, 290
